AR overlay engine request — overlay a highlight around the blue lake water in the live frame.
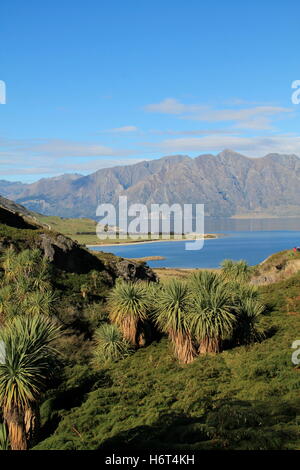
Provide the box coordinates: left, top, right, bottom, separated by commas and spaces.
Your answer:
90, 230, 300, 269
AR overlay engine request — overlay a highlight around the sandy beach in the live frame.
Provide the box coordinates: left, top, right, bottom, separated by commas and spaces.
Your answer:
86, 233, 219, 248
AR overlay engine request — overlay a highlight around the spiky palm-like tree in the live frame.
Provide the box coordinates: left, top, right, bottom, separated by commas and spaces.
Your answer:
2, 248, 35, 282
233, 297, 266, 345
1, 248, 51, 290
13, 249, 45, 281
92, 323, 132, 365
189, 283, 236, 354
0, 248, 55, 324
0, 285, 19, 323
231, 282, 260, 301
220, 259, 234, 274
190, 270, 222, 294
24, 290, 57, 316
0, 315, 62, 450
1, 247, 18, 282
30, 259, 52, 293
221, 259, 252, 282
0, 282, 56, 322
0, 422, 9, 450
108, 281, 150, 347
152, 280, 196, 364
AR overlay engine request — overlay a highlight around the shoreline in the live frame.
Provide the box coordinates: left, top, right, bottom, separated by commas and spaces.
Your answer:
86, 233, 220, 248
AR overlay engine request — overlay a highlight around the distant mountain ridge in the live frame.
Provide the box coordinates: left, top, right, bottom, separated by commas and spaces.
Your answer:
1, 149, 300, 218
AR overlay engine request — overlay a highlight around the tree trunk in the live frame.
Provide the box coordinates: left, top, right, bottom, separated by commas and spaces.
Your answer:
170, 329, 196, 364
4, 406, 27, 450
199, 336, 221, 354
136, 321, 152, 347
24, 403, 40, 447
121, 316, 138, 347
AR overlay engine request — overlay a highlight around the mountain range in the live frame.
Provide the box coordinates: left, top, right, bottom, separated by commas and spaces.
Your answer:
2, 149, 300, 218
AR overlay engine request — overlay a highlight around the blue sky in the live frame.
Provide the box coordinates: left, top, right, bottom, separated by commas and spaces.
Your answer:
1, 0, 300, 182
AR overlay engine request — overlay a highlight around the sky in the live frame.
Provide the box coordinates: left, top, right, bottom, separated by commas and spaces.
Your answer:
1, 0, 300, 182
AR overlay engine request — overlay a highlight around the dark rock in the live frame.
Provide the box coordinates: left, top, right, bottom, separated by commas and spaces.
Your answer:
114, 259, 157, 282
0, 199, 157, 283
0, 206, 36, 229
37, 233, 106, 274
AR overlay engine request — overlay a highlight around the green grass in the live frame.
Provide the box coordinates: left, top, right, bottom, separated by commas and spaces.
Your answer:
35, 215, 218, 245
36, 215, 100, 245
33, 272, 300, 450
0, 222, 46, 246
2, 215, 299, 450
153, 268, 220, 282
258, 249, 300, 271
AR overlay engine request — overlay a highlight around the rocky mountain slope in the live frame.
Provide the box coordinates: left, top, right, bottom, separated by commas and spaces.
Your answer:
2, 150, 300, 218
0, 197, 157, 282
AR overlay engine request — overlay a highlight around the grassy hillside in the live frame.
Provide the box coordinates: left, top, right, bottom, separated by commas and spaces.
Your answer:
153, 267, 219, 282
153, 250, 300, 284
37, 215, 95, 237
252, 249, 300, 285
35, 215, 101, 245
1, 202, 299, 451
36, 214, 218, 246
33, 272, 300, 451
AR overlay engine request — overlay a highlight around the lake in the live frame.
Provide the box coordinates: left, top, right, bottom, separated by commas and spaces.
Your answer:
90, 218, 300, 269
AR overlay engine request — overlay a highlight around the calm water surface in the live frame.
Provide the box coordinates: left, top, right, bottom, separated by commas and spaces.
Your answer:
90, 218, 300, 269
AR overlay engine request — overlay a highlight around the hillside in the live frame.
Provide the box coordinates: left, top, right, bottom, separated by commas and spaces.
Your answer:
0, 195, 36, 221
2, 150, 300, 218
0, 198, 157, 281
252, 250, 300, 285
0, 196, 299, 451
34, 271, 300, 450
0, 198, 157, 371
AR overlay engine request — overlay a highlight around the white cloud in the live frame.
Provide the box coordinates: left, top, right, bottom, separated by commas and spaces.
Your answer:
104, 125, 139, 133
232, 117, 273, 130
25, 139, 116, 157
144, 98, 204, 115
0, 157, 148, 178
144, 98, 293, 131
150, 128, 241, 136
189, 105, 292, 123
148, 134, 300, 157
0, 137, 139, 180
0, 138, 132, 159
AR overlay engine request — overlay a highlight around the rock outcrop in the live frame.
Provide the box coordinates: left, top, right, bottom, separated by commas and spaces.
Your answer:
0, 199, 157, 283
114, 259, 157, 282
